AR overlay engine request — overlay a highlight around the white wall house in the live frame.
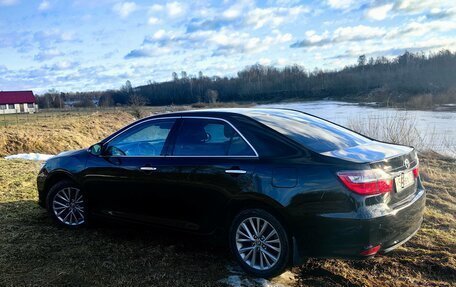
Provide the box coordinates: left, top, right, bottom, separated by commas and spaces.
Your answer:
0, 91, 38, 114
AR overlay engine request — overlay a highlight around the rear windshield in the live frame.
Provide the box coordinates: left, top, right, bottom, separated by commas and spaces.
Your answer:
247, 109, 371, 153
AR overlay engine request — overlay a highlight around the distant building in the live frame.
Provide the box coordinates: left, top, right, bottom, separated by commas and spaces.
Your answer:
0, 91, 38, 114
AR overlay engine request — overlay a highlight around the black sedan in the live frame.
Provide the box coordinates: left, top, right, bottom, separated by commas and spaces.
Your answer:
37, 108, 425, 278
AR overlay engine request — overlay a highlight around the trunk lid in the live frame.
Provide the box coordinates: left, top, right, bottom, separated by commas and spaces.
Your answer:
320, 141, 414, 164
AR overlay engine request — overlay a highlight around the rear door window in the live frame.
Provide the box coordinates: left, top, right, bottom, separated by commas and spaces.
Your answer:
172, 118, 256, 156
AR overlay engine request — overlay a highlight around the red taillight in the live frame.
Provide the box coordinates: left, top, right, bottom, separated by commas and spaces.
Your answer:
360, 245, 381, 256
337, 169, 393, 195
412, 167, 419, 178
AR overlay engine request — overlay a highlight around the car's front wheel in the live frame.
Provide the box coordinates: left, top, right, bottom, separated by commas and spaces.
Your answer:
229, 209, 290, 278
46, 180, 87, 228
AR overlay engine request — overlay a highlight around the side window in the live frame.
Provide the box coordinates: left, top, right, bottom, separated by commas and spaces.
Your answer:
172, 118, 256, 156
107, 119, 176, 156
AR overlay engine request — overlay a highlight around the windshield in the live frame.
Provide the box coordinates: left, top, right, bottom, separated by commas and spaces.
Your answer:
247, 109, 371, 153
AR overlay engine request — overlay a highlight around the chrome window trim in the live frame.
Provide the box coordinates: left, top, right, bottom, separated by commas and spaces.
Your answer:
103, 115, 259, 158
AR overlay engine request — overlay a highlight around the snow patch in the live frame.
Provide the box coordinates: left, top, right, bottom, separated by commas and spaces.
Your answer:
5, 153, 54, 161
218, 275, 287, 287
219, 265, 294, 287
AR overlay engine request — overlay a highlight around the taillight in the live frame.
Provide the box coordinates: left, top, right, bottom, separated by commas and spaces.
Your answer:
360, 245, 381, 256
337, 169, 393, 195
412, 166, 419, 178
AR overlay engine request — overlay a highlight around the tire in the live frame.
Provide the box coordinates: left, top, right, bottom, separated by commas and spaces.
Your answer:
46, 180, 87, 228
229, 209, 290, 278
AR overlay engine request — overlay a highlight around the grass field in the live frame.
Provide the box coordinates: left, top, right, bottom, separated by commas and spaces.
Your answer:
0, 110, 455, 286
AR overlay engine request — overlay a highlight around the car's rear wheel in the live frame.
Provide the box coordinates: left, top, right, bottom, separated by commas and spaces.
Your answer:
229, 209, 289, 278
46, 180, 87, 228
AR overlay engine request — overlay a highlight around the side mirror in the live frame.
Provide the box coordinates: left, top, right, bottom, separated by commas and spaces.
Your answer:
89, 143, 102, 156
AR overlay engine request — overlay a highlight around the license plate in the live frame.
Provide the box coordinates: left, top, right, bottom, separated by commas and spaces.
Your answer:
395, 171, 415, 193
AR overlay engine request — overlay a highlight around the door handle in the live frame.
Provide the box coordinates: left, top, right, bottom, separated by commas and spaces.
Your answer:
225, 169, 247, 174
140, 166, 157, 171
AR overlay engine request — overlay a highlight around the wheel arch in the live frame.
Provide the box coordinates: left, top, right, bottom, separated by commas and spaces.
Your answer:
43, 170, 79, 207
224, 195, 292, 238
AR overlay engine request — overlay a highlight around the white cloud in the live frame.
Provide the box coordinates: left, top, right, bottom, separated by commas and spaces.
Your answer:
396, 0, 455, 13
291, 25, 386, 47
342, 36, 456, 59
34, 49, 64, 61
152, 29, 167, 40
365, 3, 394, 21
222, 0, 253, 20
44, 60, 79, 71
326, 0, 355, 10
0, 0, 18, 6
113, 2, 138, 19
259, 58, 271, 65
166, 2, 185, 18
334, 25, 386, 41
32, 29, 78, 49
127, 28, 294, 59
148, 17, 160, 25
304, 30, 330, 44
387, 19, 456, 38
38, 0, 51, 11
209, 30, 290, 55
148, 2, 186, 18
247, 5, 309, 29
148, 4, 163, 13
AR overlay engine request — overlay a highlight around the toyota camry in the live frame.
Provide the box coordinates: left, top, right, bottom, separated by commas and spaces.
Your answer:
37, 108, 425, 278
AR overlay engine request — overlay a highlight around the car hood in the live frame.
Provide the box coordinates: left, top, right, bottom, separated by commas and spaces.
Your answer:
54, 149, 88, 158
320, 141, 413, 163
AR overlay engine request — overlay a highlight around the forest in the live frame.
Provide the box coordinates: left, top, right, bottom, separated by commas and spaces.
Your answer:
37, 50, 456, 109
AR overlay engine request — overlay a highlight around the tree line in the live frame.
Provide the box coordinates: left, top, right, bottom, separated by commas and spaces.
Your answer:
37, 50, 456, 109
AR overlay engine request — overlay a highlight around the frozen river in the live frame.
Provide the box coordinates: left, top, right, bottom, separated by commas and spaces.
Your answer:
258, 101, 456, 156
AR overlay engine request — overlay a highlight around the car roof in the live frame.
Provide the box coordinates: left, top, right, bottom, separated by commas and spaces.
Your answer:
147, 107, 308, 119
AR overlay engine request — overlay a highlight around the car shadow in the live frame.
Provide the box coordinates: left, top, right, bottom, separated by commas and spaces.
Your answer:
0, 200, 233, 286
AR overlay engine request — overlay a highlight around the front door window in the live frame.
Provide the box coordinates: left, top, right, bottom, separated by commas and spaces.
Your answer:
106, 119, 176, 156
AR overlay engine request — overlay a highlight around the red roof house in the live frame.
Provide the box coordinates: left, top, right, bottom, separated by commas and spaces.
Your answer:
0, 91, 37, 114
0, 91, 35, 104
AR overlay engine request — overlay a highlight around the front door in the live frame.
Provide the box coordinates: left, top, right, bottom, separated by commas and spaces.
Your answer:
83, 118, 179, 223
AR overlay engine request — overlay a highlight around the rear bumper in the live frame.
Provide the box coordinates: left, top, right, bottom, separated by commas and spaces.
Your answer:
291, 188, 425, 263
381, 225, 419, 254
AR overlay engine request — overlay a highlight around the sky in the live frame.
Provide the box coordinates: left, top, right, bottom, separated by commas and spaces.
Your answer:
0, 0, 455, 94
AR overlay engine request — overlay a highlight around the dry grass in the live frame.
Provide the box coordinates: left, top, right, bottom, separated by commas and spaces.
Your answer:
347, 112, 429, 149
347, 112, 455, 156
0, 109, 455, 286
0, 155, 454, 287
0, 111, 135, 156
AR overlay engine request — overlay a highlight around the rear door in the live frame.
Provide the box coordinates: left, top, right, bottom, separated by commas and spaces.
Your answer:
154, 117, 259, 233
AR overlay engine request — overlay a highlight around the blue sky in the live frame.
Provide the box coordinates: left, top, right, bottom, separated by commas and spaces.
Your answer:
0, 0, 455, 94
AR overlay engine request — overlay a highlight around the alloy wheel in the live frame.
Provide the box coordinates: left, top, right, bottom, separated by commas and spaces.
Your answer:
52, 187, 85, 226
235, 217, 282, 271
